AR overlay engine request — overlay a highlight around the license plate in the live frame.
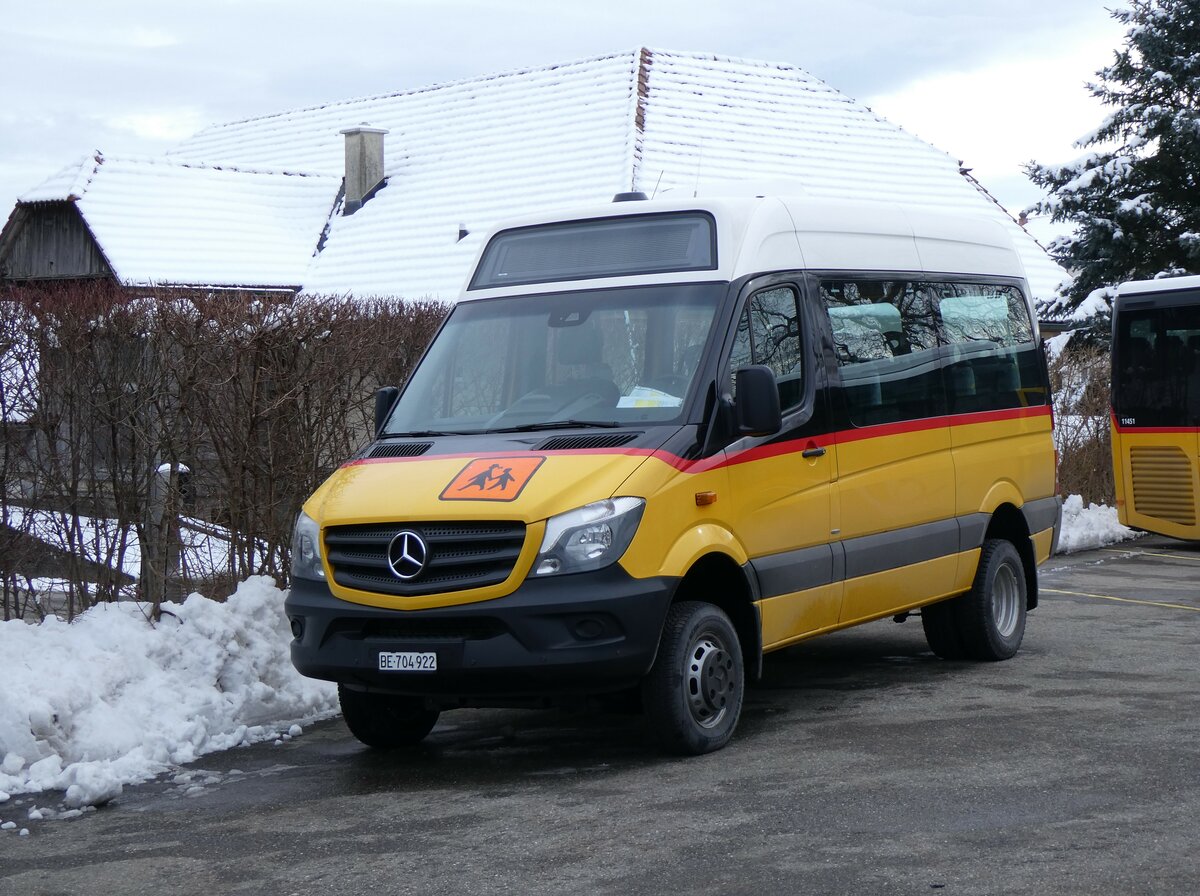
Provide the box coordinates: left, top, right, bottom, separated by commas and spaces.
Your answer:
378, 651, 437, 672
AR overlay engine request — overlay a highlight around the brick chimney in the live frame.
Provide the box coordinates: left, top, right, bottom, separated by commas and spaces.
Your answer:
340, 124, 388, 215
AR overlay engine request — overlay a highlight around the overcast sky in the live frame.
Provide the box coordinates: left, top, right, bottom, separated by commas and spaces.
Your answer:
2, 0, 1127, 241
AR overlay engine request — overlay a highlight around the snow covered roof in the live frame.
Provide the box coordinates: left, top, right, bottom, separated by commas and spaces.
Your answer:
173, 51, 641, 298
633, 51, 1067, 298
6, 48, 1065, 300
17, 155, 339, 289
169, 48, 1066, 301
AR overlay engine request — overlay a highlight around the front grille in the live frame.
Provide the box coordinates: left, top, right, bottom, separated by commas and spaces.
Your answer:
1131, 445, 1196, 525
324, 521, 527, 597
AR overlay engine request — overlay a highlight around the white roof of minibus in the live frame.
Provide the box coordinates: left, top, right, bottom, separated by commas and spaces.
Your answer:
460, 194, 1027, 301
1117, 274, 1200, 297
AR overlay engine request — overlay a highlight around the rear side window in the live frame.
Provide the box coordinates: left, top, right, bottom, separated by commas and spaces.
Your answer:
820, 279, 1046, 426
931, 283, 1045, 413
821, 280, 943, 426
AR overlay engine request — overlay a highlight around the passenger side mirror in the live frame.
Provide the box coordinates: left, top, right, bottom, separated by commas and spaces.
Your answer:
374, 386, 400, 435
735, 366, 782, 436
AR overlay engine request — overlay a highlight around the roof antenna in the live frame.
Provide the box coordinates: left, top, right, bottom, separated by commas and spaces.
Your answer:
648, 170, 667, 199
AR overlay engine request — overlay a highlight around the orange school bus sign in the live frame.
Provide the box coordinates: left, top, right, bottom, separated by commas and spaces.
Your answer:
439, 456, 546, 502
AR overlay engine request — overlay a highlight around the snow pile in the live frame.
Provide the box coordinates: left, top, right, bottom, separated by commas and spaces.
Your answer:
0, 578, 336, 808
1056, 493, 1138, 554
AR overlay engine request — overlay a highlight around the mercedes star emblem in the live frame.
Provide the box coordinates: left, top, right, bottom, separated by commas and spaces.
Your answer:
387, 530, 429, 580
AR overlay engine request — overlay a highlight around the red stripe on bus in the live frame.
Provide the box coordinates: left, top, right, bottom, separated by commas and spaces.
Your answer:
833, 404, 1051, 445
345, 405, 1050, 475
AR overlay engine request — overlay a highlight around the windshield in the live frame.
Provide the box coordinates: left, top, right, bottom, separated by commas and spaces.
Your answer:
384, 284, 725, 434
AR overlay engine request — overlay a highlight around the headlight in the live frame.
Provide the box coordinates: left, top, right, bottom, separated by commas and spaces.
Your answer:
531, 497, 645, 577
290, 511, 326, 581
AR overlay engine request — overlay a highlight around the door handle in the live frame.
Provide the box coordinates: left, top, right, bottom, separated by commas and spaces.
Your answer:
802, 444, 826, 459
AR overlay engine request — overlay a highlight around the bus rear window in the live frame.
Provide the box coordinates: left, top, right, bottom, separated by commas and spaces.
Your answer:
1114, 299, 1200, 426
469, 213, 716, 289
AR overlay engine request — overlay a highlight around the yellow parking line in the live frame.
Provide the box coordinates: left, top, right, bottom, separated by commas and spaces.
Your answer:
1101, 548, 1200, 563
1043, 587, 1200, 613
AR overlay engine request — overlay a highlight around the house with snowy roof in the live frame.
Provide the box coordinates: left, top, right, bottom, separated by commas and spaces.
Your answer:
0, 47, 1067, 300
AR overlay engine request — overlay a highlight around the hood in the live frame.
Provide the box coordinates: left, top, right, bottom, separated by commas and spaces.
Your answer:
309, 449, 657, 526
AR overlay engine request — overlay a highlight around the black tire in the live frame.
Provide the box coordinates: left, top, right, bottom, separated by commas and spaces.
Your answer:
338, 684, 440, 748
959, 538, 1028, 660
643, 601, 744, 755
922, 538, 1028, 662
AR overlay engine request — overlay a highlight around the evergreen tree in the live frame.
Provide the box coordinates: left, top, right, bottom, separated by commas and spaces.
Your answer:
1027, 0, 1200, 316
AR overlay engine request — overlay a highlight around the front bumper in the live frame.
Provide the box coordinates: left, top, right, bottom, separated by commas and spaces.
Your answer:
284, 566, 676, 703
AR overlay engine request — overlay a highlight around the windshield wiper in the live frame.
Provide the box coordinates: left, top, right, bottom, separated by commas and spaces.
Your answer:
484, 419, 622, 434
381, 420, 622, 437
378, 429, 484, 438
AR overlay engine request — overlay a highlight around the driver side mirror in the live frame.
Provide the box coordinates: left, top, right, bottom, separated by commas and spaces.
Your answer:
735, 366, 782, 436
374, 386, 400, 435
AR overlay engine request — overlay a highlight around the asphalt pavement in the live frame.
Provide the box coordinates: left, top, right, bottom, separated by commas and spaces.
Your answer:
2, 536, 1198, 896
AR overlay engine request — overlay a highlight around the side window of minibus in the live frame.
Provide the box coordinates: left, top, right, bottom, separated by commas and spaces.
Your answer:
820, 280, 942, 426
729, 287, 803, 410
932, 283, 1044, 411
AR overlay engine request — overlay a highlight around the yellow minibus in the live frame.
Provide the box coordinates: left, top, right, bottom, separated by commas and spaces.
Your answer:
286, 194, 1061, 754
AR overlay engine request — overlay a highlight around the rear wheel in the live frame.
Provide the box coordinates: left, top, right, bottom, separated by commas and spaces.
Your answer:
961, 538, 1028, 660
338, 684, 440, 748
643, 601, 744, 755
922, 538, 1028, 661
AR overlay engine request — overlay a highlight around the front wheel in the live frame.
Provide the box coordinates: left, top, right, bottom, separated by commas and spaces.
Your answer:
338, 684, 440, 748
643, 601, 744, 755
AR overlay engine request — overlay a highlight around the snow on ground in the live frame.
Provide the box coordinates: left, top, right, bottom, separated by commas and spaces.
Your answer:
1055, 493, 1139, 554
0, 495, 1138, 825
0, 577, 336, 820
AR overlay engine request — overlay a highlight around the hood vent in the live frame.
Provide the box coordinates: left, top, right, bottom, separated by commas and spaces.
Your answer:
368, 442, 433, 459
535, 432, 641, 451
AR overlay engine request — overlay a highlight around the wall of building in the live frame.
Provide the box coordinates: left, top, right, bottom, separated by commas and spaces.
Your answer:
0, 204, 113, 281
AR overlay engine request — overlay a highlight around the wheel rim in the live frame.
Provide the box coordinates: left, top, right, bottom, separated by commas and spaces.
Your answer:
685, 630, 737, 729
991, 560, 1021, 638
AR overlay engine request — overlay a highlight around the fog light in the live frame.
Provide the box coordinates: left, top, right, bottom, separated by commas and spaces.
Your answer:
289, 616, 305, 640
572, 617, 606, 640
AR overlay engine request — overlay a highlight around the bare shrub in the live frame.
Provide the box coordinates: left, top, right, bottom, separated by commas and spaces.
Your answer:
1049, 342, 1114, 505
0, 281, 446, 619
1, 297, 42, 620
5, 284, 153, 617
175, 293, 445, 599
